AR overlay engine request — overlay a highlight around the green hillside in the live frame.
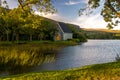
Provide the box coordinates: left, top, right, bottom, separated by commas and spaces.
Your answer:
80, 28, 120, 39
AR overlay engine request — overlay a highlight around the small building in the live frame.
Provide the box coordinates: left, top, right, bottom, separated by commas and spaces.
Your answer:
54, 22, 73, 41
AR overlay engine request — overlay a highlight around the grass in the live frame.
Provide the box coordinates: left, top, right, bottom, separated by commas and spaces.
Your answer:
0, 40, 77, 74
0, 44, 58, 74
0, 40, 77, 46
0, 62, 120, 80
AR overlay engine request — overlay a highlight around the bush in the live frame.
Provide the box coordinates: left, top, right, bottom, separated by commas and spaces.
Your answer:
73, 32, 87, 42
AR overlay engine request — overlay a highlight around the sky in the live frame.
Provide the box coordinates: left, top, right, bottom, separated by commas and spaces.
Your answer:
4, 0, 120, 29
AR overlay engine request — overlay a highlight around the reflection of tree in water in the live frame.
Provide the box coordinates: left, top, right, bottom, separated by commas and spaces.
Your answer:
115, 54, 120, 62
0, 44, 58, 75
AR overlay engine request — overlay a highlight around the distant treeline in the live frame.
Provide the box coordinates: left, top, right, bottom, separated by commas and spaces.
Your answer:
80, 29, 120, 39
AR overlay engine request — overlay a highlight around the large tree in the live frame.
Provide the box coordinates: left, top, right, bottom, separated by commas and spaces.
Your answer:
80, 0, 120, 29
0, 1, 9, 41
0, 0, 56, 41
5, 8, 25, 42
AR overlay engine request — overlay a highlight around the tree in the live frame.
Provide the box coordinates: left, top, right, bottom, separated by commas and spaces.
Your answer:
41, 20, 58, 40
80, 0, 120, 29
23, 14, 34, 41
0, 14, 5, 41
34, 17, 58, 40
0, 0, 56, 42
0, 1, 9, 40
0, 0, 56, 14
0, 0, 9, 41
5, 8, 26, 42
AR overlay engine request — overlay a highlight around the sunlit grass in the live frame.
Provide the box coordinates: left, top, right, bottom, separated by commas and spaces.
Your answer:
1, 62, 120, 80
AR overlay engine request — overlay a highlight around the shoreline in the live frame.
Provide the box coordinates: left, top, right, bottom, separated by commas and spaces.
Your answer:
1, 61, 120, 80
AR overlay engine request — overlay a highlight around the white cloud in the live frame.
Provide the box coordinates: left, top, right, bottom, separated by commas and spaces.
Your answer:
64, 0, 81, 5
73, 14, 108, 29
35, 11, 69, 22
73, 14, 120, 30
35, 11, 120, 30
36, 12, 107, 29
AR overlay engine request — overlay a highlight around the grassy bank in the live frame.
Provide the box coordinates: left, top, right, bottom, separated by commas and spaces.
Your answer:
0, 62, 120, 80
0, 40, 78, 46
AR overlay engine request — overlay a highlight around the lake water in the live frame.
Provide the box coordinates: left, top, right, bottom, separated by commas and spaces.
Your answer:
31, 40, 120, 72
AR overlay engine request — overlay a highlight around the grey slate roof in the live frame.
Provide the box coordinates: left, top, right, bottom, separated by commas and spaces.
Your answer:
58, 22, 72, 33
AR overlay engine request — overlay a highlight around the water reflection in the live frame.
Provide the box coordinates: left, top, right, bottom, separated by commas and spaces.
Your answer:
31, 40, 120, 72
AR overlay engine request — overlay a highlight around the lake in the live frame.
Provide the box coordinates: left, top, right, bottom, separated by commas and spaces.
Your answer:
31, 40, 120, 72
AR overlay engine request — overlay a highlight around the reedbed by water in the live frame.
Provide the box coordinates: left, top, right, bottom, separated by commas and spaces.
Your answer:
0, 43, 59, 74
0, 41, 77, 75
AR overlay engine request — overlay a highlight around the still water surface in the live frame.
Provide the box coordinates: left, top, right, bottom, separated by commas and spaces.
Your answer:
31, 40, 120, 72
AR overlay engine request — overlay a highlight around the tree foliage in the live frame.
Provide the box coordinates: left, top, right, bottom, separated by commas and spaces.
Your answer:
67, 24, 87, 42
0, 7, 58, 41
0, 0, 56, 13
80, 0, 120, 29
0, 0, 57, 42
18, 0, 56, 13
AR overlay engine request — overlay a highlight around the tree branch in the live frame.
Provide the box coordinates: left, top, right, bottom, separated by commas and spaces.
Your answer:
107, 0, 117, 13
18, 0, 39, 8
107, 0, 120, 18
18, 0, 24, 9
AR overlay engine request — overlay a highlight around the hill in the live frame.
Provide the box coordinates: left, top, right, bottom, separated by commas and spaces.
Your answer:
82, 28, 120, 33
80, 28, 120, 39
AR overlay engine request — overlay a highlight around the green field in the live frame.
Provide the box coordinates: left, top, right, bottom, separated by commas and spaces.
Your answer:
0, 62, 120, 80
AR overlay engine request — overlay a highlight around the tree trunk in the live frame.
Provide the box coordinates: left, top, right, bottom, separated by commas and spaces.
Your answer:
6, 32, 9, 41
16, 33, 19, 42
0, 36, 2, 41
38, 36, 40, 40
11, 30, 15, 43
30, 34, 32, 41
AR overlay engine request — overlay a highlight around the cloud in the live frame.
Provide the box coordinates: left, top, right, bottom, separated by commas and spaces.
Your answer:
35, 12, 69, 22
42, 12, 107, 29
64, 0, 81, 5
73, 14, 108, 29
35, 12, 107, 29
74, 14, 120, 30
35, 11, 120, 30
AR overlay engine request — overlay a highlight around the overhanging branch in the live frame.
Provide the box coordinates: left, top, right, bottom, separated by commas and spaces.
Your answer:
107, 0, 120, 18
18, 0, 39, 8
107, 0, 117, 13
